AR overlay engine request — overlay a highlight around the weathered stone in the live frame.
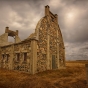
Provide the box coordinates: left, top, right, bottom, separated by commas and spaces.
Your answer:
0, 5, 65, 74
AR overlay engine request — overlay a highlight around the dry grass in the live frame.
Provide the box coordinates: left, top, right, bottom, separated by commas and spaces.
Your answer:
0, 61, 87, 88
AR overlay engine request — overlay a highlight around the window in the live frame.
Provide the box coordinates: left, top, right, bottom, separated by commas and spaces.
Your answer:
16, 53, 20, 61
2, 54, 4, 59
1, 54, 5, 63
6, 54, 9, 62
24, 53, 27, 62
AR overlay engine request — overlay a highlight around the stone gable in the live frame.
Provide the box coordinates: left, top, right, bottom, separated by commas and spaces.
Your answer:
0, 5, 65, 74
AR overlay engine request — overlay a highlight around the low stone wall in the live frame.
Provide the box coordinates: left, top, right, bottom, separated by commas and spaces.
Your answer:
0, 41, 31, 73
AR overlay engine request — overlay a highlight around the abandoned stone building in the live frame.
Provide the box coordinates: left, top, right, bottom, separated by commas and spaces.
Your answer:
0, 5, 65, 74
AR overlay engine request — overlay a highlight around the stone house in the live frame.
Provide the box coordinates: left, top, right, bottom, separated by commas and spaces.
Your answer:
0, 5, 65, 74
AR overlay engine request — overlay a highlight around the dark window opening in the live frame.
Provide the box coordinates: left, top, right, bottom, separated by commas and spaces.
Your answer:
24, 53, 27, 62
6, 54, 9, 62
2, 54, 4, 59
16, 53, 20, 61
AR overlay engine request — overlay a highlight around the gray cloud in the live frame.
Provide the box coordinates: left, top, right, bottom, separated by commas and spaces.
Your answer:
0, 0, 88, 60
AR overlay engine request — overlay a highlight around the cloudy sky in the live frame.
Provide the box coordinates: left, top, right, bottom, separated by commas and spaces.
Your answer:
0, 0, 88, 60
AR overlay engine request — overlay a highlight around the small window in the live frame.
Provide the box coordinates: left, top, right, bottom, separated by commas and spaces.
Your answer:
6, 54, 9, 62
16, 53, 20, 61
24, 53, 27, 62
37, 52, 39, 55
2, 54, 4, 59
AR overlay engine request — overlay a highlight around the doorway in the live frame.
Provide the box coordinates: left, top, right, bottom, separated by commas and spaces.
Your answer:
52, 55, 56, 69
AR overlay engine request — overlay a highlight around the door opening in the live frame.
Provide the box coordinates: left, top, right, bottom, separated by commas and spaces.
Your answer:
52, 55, 56, 69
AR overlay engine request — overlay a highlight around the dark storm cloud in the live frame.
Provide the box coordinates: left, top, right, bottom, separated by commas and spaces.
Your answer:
57, 0, 88, 60
47, 0, 88, 60
50, 0, 88, 43
0, 0, 49, 40
46, 0, 88, 43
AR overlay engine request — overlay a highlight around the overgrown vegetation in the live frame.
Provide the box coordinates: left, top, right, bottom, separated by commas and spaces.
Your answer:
0, 62, 87, 88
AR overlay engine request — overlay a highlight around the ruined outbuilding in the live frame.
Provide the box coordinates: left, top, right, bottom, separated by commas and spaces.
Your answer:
0, 27, 21, 46
0, 5, 65, 74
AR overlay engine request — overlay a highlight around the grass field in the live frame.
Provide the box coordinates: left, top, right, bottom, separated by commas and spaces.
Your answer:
0, 61, 88, 88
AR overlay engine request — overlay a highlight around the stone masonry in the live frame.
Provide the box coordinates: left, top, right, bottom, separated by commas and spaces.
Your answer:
0, 5, 65, 74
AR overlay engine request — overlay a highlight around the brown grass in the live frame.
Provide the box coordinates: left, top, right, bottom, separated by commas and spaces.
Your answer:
0, 61, 87, 88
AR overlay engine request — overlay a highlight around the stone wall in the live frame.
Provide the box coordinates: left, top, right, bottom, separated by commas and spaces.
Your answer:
0, 45, 14, 69
0, 5, 65, 74
35, 5, 65, 72
58, 28, 65, 67
0, 27, 21, 47
13, 41, 31, 72
0, 40, 31, 73
37, 17, 47, 72
15, 35, 21, 43
49, 22, 58, 68
0, 33, 9, 46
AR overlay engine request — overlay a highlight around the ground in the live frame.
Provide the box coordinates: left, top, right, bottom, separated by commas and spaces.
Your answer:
0, 61, 87, 88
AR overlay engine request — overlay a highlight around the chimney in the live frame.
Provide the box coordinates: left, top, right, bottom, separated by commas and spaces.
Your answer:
45, 5, 50, 16
5, 27, 9, 33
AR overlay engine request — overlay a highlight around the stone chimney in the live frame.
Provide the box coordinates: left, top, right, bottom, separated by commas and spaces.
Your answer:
5, 27, 9, 33
45, 5, 50, 16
